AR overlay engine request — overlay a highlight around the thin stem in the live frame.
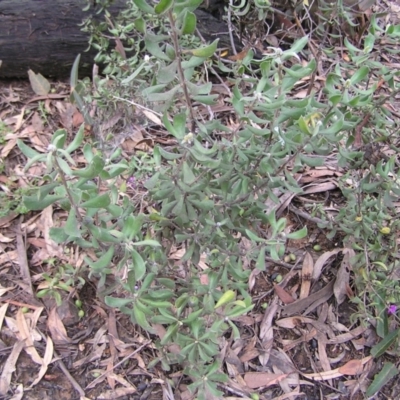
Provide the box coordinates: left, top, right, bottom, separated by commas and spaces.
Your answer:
167, 10, 196, 132
53, 154, 83, 223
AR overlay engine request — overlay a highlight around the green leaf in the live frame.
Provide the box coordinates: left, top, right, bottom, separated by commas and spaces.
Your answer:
105, 296, 133, 308
122, 215, 144, 241
133, 303, 154, 332
189, 39, 219, 58
80, 193, 110, 209
286, 226, 308, 240
228, 319, 241, 340
157, 59, 178, 84
24, 194, 64, 210
133, 0, 155, 14
366, 363, 399, 398
344, 37, 360, 54
121, 63, 146, 85
160, 322, 180, 345
37, 182, 58, 201
298, 116, 312, 135
245, 229, 264, 242
371, 329, 400, 358
83, 143, 94, 162
174, 0, 203, 13
158, 146, 183, 160
51, 129, 67, 149
70, 54, 80, 89
57, 158, 73, 175
89, 246, 114, 272
17, 139, 41, 159
64, 208, 81, 237
192, 94, 218, 105
144, 34, 171, 61
140, 273, 156, 291
87, 224, 121, 244
299, 154, 324, 167
181, 11, 196, 34
131, 249, 146, 281
131, 240, 161, 247
286, 35, 308, 54
350, 66, 370, 85
215, 290, 236, 309
65, 124, 85, 154
49, 227, 69, 243
256, 246, 266, 270
155, 0, 174, 14
182, 161, 196, 184
72, 155, 105, 179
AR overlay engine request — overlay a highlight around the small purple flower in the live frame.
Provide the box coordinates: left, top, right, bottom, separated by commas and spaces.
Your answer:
388, 304, 397, 315
127, 176, 136, 190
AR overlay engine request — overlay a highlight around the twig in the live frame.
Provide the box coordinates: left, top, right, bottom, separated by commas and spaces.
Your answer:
56, 356, 86, 397
35, 327, 85, 396
53, 156, 83, 223
15, 218, 34, 297
227, 0, 237, 55
289, 204, 330, 228
85, 340, 151, 389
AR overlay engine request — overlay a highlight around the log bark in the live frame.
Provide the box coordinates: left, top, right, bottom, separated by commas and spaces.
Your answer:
0, 0, 241, 79
0, 0, 109, 78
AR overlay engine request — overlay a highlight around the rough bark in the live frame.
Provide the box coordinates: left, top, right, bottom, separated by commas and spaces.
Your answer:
0, 0, 241, 79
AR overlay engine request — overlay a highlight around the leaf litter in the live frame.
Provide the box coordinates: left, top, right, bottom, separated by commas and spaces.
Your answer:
0, 77, 386, 400
2, 13, 400, 399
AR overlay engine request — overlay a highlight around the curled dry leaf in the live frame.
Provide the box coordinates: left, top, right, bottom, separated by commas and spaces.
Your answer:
259, 297, 279, 366
0, 340, 25, 396
334, 248, 354, 305
16, 309, 42, 365
28, 69, 51, 96
313, 248, 342, 281
30, 336, 54, 387
47, 307, 72, 345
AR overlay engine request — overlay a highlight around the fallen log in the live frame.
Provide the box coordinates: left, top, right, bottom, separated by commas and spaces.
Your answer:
0, 0, 242, 79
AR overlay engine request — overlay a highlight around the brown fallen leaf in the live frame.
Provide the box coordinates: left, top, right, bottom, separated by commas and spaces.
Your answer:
276, 316, 315, 329
334, 248, 354, 305
313, 248, 342, 281
301, 356, 372, 381
338, 358, 365, 375
274, 284, 295, 304
47, 307, 72, 345
282, 280, 334, 316
244, 372, 289, 389
30, 336, 54, 387
16, 309, 42, 365
0, 340, 26, 395
300, 252, 314, 299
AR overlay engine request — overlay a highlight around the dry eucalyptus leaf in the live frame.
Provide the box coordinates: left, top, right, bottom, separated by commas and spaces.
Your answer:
274, 284, 295, 305
300, 252, 313, 299
244, 372, 288, 389
334, 248, 354, 305
28, 69, 51, 95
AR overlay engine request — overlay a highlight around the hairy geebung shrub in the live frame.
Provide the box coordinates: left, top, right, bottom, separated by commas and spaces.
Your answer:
19, 0, 400, 397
